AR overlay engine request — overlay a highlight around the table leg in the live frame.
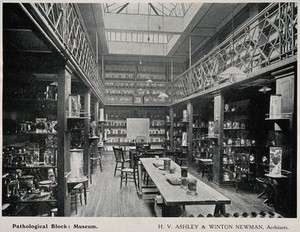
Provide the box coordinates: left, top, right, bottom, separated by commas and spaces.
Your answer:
99, 158, 102, 172
137, 161, 142, 196
202, 165, 205, 178
83, 183, 87, 205
154, 201, 163, 217
214, 203, 226, 215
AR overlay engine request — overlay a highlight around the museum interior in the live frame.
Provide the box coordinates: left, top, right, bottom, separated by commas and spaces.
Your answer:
1, 2, 297, 218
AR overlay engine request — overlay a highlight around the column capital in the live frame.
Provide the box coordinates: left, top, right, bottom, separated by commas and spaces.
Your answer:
212, 90, 222, 97
271, 65, 295, 80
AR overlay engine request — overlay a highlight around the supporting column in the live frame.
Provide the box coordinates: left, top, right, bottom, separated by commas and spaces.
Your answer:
170, 58, 174, 82
96, 33, 99, 63
271, 66, 296, 217
101, 56, 105, 79
83, 91, 91, 180
94, 101, 99, 135
169, 107, 174, 150
212, 91, 224, 186
57, 65, 72, 216
188, 36, 192, 95
187, 101, 193, 164
189, 36, 192, 69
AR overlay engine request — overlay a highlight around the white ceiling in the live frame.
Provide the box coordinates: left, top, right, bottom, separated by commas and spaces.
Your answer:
79, 3, 248, 64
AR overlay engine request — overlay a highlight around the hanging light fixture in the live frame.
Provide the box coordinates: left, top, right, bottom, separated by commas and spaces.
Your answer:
139, 30, 142, 65
145, 5, 152, 84
258, 86, 271, 93
157, 4, 168, 100
218, 5, 247, 83
158, 92, 169, 99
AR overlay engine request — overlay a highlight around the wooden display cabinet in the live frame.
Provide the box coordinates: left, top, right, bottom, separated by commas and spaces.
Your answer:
2, 81, 59, 216
221, 99, 256, 186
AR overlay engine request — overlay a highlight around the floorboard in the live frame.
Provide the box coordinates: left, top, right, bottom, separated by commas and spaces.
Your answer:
73, 152, 277, 217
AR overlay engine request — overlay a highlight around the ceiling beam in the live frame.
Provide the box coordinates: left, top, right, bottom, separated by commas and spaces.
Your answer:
103, 13, 183, 34
149, 3, 159, 16
105, 28, 181, 35
116, 3, 129, 14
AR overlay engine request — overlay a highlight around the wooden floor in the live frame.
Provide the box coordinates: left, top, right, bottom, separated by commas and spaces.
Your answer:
73, 152, 276, 217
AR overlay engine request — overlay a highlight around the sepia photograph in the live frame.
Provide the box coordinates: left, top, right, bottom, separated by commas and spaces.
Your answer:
0, 1, 299, 231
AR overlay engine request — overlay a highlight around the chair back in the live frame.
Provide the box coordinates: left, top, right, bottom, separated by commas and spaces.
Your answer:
113, 146, 124, 162
135, 136, 149, 157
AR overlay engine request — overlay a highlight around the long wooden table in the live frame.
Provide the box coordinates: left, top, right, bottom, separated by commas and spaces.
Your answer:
138, 158, 231, 216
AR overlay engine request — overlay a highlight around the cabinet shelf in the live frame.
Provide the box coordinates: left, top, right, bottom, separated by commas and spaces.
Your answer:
15, 98, 57, 103
224, 111, 249, 114
107, 134, 126, 137
67, 116, 89, 119
265, 113, 292, 121
150, 134, 165, 137
223, 145, 254, 148
4, 165, 57, 169
206, 135, 219, 139
106, 125, 126, 129
150, 126, 165, 128
21, 132, 57, 135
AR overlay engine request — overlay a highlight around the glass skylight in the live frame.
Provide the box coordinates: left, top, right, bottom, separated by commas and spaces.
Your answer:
106, 30, 174, 44
103, 3, 192, 17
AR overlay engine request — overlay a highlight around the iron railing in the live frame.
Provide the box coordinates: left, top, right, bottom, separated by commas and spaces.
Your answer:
27, 3, 297, 105
29, 3, 105, 101
171, 2, 297, 102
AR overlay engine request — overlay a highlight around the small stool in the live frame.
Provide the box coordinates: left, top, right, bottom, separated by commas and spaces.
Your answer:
51, 208, 58, 217
71, 183, 83, 214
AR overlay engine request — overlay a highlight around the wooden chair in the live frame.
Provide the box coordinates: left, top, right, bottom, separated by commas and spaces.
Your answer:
113, 146, 130, 176
113, 147, 137, 189
233, 153, 256, 193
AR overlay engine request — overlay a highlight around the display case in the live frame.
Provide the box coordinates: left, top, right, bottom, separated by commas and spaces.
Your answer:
149, 118, 166, 148
104, 106, 166, 150
221, 99, 256, 185
2, 81, 58, 215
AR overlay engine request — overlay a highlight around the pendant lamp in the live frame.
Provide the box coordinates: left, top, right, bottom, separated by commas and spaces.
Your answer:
258, 86, 271, 93
158, 92, 169, 99
219, 66, 247, 83
218, 5, 247, 83
146, 79, 153, 83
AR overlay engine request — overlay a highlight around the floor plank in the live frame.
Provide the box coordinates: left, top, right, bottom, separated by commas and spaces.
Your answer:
73, 152, 277, 217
